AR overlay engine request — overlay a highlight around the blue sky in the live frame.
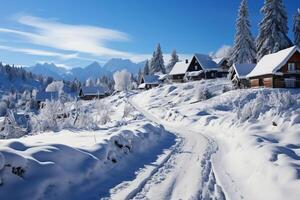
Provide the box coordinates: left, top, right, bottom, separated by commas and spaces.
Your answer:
0, 0, 298, 68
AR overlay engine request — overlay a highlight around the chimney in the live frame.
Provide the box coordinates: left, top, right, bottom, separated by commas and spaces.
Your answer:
185, 59, 188, 64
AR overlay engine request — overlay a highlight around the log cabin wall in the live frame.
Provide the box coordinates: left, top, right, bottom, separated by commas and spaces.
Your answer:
187, 57, 203, 72
263, 77, 273, 88
171, 74, 185, 82
250, 79, 260, 87
277, 51, 300, 73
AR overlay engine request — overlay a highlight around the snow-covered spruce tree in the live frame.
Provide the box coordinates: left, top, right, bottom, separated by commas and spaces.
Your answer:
113, 70, 131, 92
85, 78, 94, 87
294, 9, 300, 46
256, 0, 292, 60
138, 67, 143, 84
150, 43, 165, 74
166, 49, 179, 73
143, 60, 150, 75
231, 0, 256, 64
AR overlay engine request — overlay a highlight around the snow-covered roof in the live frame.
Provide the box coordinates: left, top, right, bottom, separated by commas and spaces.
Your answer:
233, 63, 256, 79
157, 74, 168, 81
213, 57, 226, 66
138, 83, 146, 89
80, 86, 108, 95
169, 61, 190, 75
36, 91, 59, 102
143, 75, 160, 84
186, 70, 203, 77
247, 46, 300, 78
194, 54, 219, 71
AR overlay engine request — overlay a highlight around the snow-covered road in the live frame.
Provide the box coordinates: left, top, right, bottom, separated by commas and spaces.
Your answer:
105, 98, 226, 200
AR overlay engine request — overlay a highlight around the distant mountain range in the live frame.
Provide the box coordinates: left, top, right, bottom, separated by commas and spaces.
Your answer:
25, 58, 146, 82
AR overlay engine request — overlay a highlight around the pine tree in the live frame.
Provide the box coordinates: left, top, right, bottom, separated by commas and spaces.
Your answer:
150, 43, 165, 74
85, 78, 94, 87
138, 67, 143, 83
143, 60, 150, 75
166, 49, 179, 73
231, 0, 256, 64
294, 8, 300, 46
256, 0, 292, 60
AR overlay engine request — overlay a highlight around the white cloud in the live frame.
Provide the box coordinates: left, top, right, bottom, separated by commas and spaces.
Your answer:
0, 15, 132, 59
0, 15, 194, 66
0, 44, 79, 59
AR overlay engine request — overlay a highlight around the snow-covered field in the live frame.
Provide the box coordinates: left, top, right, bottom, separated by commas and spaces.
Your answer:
1, 78, 300, 200
132, 79, 300, 200
0, 93, 175, 200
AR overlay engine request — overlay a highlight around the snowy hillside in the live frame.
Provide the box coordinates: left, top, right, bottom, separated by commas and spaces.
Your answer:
132, 79, 300, 200
0, 63, 49, 96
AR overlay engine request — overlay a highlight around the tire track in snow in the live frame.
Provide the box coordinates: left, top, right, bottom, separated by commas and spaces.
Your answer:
199, 138, 226, 200
105, 97, 227, 200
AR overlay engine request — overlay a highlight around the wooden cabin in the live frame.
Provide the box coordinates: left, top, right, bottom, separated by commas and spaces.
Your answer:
230, 63, 256, 88
185, 54, 219, 81
138, 75, 160, 90
247, 46, 300, 88
79, 86, 109, 100
169, 60, 190, 82
213, 57, 231, 77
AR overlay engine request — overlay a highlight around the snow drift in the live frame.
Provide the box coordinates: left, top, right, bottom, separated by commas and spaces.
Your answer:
0, 122, 175, 200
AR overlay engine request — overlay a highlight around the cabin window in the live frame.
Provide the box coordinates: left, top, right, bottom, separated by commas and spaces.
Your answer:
195, 65, 198, 70
288, 63, 296, 72
285, 78, 296, 88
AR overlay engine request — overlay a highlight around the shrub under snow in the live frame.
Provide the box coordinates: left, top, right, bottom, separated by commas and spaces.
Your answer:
30, 99, 113, 133
195, 84, 212, 101
236, 90, 297, 122
113, 70, 131, 92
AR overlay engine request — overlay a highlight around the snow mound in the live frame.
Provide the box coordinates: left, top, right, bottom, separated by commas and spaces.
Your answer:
0, 122, 175, 199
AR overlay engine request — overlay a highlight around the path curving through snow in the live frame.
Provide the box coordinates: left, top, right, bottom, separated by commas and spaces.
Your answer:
103, 97, 226, 200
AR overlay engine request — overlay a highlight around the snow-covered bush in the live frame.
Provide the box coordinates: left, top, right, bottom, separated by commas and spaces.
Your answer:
29, 98, 114, 133
123, 102, 133, 118
30, 100, 65, 132
94, 100, 112, 125
195, 85, 212, 101
46, 81, 64, 93
74, 106, 97, 130
237, 91, 296, 122
0, 110, 27, 139
113, 70, 131, 92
